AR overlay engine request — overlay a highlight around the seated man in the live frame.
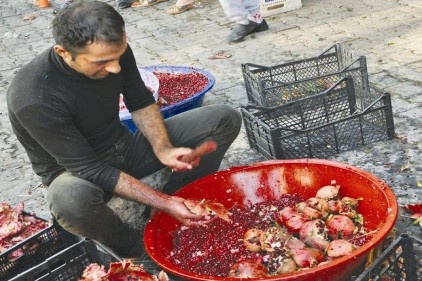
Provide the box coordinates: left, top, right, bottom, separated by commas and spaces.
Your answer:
7, 0, 241, 257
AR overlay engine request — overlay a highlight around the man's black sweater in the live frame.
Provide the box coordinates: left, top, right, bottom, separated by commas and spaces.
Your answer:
7, 45, 155, 193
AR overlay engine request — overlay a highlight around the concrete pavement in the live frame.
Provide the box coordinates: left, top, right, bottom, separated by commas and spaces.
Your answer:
0, 0, 421, 243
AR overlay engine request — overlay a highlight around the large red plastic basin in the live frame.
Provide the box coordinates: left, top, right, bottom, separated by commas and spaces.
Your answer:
144, 159, 398, 281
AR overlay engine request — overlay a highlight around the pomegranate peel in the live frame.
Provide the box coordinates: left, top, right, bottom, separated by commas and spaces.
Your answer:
178, 140, 217, 163
243, 228, 262, 252
183, 199, 231, 222
80, 260, 169, 281
316, 185, 340, 200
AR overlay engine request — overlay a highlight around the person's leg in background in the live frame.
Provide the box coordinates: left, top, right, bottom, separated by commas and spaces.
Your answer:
218, 0, 269, 43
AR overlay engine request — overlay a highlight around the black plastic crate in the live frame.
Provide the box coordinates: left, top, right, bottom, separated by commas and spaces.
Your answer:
10, 239, 120, 281
11, 240, 181, 281
242, 43, 371, 107
355, 234, 421, 281
241, 77, 395, 160
0, 221, 80, 280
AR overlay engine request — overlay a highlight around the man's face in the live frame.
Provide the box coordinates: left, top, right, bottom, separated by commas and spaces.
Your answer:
54, 37, 128, 80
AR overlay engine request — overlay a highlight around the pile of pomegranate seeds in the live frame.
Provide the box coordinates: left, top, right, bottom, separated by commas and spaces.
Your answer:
169, 195, 302, 277
154, 72, 209, 108
169, 188, 373, 278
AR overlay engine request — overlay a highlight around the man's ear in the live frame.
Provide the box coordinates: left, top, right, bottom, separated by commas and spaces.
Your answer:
53, 45, 71, 60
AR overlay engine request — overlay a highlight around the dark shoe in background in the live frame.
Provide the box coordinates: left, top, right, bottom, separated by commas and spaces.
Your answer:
227, 19, 269, 43
116, 0, 135, 9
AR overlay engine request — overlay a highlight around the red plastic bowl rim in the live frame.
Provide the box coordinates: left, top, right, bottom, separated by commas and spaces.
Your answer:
145, 159, 398, 281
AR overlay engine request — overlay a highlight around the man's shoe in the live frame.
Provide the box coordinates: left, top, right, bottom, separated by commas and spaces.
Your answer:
227, 19, 269, 43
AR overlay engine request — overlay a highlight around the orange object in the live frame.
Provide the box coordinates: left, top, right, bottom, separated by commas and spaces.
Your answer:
35, 0, 50, 8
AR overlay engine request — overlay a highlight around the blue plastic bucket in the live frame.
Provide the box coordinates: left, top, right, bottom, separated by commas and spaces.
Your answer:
120, 66, 215, 133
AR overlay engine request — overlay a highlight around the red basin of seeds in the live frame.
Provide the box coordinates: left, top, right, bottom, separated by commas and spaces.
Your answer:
144, 159, 398, 281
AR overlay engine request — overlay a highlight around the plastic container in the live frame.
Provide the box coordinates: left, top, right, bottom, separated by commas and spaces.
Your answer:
9, 239, 120, 281
355, 234, 421, 281
121, 66, 215, 133
241, 77, 395, 160
144, 159, 398, 281
143, 65, 215, 119
260, 0, 302, 17
119, 68, 159, 132
0, 222, 80, 280
242, 43, 370, 108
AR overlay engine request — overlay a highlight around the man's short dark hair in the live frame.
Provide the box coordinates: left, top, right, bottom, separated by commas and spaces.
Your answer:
53, 0, 126, 54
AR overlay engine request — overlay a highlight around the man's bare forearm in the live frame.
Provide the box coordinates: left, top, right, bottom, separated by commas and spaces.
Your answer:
114, 171, 172, 212
132, 104, 173, 153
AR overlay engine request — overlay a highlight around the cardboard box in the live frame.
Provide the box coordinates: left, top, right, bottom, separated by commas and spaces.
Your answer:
260, 0, 302, 17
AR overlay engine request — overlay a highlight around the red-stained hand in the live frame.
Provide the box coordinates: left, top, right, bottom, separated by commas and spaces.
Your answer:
165, 197, 212, 227
172, 140, 217, 172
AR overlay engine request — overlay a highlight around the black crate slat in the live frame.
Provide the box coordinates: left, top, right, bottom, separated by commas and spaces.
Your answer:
354, 234, 421, 281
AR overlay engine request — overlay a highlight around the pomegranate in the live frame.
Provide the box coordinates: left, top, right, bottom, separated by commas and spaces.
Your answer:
285, 236, 306, 250
277, 206, 297, 222
326, 215, 356, 239
265, 255, 297, 275
339, 196, 363, 221
260, 226, 290, 252
327, 200, 341, 213
284, 212, 309, 233
295, 201, 323, 220
326, 239, 356, 257
228, 260, 269, 278
307, 197, 329, 215
315, 185, 340, 200
298, 220, 330, 250
290, 247, 324, 268
278, 206, 310, 232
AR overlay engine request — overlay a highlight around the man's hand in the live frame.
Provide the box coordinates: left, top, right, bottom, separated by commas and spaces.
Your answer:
165, 196, 211, 226
131, 106, 217, 172
176, 140, 218, 172
156, 140, 217, 172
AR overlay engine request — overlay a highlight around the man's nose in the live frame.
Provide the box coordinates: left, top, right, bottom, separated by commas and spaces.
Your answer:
105, 60, 121, 74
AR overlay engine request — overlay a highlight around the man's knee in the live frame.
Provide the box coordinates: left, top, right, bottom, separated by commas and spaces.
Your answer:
47, 173, 105, 222
211, 104, 242, 140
